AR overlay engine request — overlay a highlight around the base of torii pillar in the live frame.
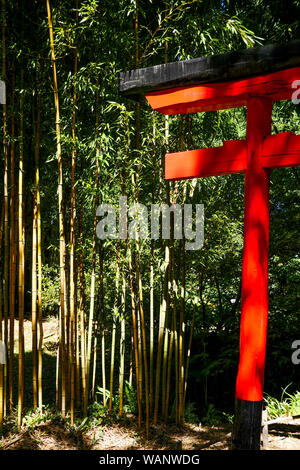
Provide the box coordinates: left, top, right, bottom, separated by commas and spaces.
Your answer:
232, 399, 263, 450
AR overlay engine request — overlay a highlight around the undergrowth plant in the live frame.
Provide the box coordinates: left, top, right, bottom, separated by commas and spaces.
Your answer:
264, 386, 300, 419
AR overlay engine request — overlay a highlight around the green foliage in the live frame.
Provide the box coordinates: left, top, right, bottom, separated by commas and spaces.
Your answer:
21, 406, 59, 430
264, 387, 300, 419
124, 381, 138, 415
41, 265, 60, 315
201, 404, 233, 426
184, 402, 199, 423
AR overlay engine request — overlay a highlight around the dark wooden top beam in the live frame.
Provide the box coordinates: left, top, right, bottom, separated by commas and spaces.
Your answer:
117, 40, 300, 99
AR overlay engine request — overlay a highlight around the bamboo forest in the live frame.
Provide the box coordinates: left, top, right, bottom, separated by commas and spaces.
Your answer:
0, 0, 300, 453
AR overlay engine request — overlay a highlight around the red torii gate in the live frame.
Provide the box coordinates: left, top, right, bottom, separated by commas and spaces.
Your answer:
118, 40, 300, 450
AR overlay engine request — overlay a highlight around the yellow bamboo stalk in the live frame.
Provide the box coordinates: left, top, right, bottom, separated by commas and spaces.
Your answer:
9, 63, 16, 413
172, 259, 179, 425
149, 115, 156, 416
153, 244, 169, 424
99, 241, 106, 406
119, 274, 126, 415
2, 0, 8, 419
32, 193, 38, 408
161, 275, 170, 417
79, 208, 87, 416
173, 296, 179, 425
161, 112, 170, 419
36, 89, 43, 410
46, 0, 66, 416
69, 3, 78, 423
137, 300, 142, 413
109, 241, 121, 412
0, 202, 4, 428
17, 68, 25, 430
127, 240, 142, 427
165, 306, 175, 422
153, 93, 170, 425
183, 299, 196, 409
74, 259, 80, 409
164, 240, 175, 422
136, 242, 149, 436
178, 242, 185, 425
129, 330, 133, 387
87, 148, 99, 392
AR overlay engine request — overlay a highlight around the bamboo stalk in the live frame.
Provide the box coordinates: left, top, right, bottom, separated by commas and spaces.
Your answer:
153, 84, 170, 424
109, 241, 121, 412
69, 1, 78, 423
99, 240, 106, 406
64, 247, 70, 407
32, 192, 38, 409
9, 63, 16, 413
183, 299, 196, 407
79, 208, 87, 416
137, 298, 143, 413
74, 258, 80, 408
165, 303, 175, 422
17, 67, 25, 430
35, 87, 43, 410
173, 261, 179, 425
161, 275, 170, 417
149, 114, 156, 416
161, 112, 170, 419
2, 0, 8, 420
47, 0, 66, 416
136, 241, 149, 436
153, 243, 170, 425
164, 230, 175, 422
129, 329, 133, 387
119, 274, 126, 415
127, 240, 142, 427
178, 241, 185, 425
0, 202, 4, 428
119, 98, 142, 427
87, 135, 99, 394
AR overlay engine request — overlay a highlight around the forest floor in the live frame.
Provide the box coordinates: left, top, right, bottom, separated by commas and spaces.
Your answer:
0, 318, 299, 451
1, 415, 300, 450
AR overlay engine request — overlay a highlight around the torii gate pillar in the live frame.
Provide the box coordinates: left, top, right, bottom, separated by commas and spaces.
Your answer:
233, 97, 272, 449
118, 40, 300, 450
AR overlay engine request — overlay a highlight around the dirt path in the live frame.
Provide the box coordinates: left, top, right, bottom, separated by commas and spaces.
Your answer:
1, 416, 300, 450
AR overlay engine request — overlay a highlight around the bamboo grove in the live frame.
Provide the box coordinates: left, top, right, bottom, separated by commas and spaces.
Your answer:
0, 0, 300, 433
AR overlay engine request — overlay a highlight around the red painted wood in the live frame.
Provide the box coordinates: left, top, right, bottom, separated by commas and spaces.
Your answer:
235, 97, 272, 402
146, 67, 300, 115
164, 133, 300, 180
262, 132, 300, 169
165, 140, 247, 180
